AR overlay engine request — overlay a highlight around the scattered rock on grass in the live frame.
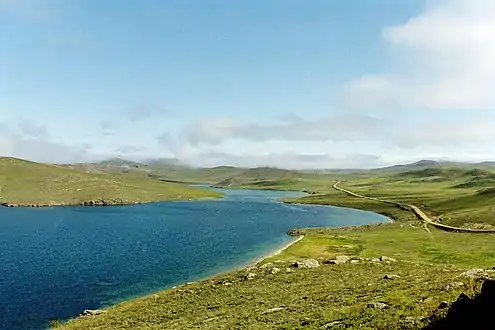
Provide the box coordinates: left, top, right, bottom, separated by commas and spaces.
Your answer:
81, 309, 106, 316
259, 262, 273, 269
262, 307, 286, 314
459, 268, 489, 279
445, 282, 464, 290
405, 316, 416, 323
270, 267, 281, 274
350, 259, 360, 264
371, 258, 381, 263
285, 268, 293, 273
380, 256, 397, 262
368, 302, 388, 309
292, 259, 320, 269
383, 274, 401, 280
244, 273, 257, 280
320, 320, 343, 329
325, 255, 350, 265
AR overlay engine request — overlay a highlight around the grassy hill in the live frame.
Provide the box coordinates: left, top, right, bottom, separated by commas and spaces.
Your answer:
0, 157, 221, 206
214, 167, 304, 188
52, 161, 495, 329
64, 160, 244, 185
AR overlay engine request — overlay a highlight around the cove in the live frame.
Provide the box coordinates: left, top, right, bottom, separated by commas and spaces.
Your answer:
0, 188, 388, 330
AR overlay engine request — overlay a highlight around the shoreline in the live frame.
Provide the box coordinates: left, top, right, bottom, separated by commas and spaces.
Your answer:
0, 196, 221, 208
248, 235, 305, 267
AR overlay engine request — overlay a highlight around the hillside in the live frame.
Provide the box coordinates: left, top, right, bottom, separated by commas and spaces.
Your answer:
64, 159, 244, 185
214, 167, 303, 188
0, 157, 221, 206
58, 224, 495, 329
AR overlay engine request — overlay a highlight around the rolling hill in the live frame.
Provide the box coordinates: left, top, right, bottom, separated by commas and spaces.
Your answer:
0, 157, 221, 206
214, 167, 303, 188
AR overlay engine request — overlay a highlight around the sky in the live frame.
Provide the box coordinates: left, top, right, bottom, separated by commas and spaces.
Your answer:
2, 0, 495, 169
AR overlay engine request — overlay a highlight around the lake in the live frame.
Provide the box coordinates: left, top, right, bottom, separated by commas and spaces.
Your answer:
0, 188, 388, 330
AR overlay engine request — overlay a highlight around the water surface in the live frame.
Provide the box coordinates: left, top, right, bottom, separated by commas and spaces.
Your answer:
0, 188, 387, 329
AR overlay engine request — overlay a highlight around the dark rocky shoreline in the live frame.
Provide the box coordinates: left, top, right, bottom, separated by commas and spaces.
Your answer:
0, 199, 138, 208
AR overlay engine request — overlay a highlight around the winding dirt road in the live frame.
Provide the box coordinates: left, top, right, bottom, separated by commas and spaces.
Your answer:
333, 181, 495, 234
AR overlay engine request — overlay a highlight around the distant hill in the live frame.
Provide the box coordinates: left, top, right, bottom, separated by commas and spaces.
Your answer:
62, 158, 244, 184
0, 157, 220, 206
215, 167, 302, 188
390, 166, 495, 188
373, 159, 495, 174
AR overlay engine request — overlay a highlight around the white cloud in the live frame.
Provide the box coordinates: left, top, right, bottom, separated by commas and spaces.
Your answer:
345, 0, 495, 110
0, 121, 92, 164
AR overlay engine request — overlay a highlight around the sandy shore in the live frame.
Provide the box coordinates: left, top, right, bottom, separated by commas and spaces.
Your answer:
249, 235, 305, 267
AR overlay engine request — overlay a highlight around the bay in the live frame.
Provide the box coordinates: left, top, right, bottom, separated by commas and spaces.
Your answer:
0, 188, 387, 329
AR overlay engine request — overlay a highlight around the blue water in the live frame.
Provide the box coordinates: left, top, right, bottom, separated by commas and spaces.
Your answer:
0, 188, 387, 330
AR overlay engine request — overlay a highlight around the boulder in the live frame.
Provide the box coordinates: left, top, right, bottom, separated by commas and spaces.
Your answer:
81, 309, 105, 316
244, 272, 257, 280
459, 268, 488, 279
380, 256, 397, 262
383, 274, 401, 280
325, 256, 350, 265
445, 282, 464, 290
368, 302, 388, 309
292, 259, 320, 269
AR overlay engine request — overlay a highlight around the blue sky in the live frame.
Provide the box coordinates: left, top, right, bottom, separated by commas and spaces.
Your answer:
2, 0, 495, 168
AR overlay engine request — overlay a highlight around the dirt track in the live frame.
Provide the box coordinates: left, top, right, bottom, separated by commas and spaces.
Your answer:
333, 181, 495, 234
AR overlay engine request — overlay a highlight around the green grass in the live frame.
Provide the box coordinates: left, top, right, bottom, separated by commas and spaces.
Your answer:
58, 223, 495, 330
0, 157, 221, 205
51, 164, 495, 329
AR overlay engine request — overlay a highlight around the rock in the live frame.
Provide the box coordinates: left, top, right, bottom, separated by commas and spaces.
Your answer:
405, 316, 416, 323
244, 272, 257, 280
383, 274, 401, 280
371, 258, 381, 263
222, 281, 232, 286
81, 309, 106, 316
270, 267, 281, 274
445, 282, 465, 290
262, 307, 285, 314
292, 259, 320, 268
285, 268, 293, 273
350, 259, 360, 264
368, 302, 388, 309
380, 256, 397, 262
438, 301, 450, 309
459, 268, 487, 278
320, 320, 343, 329
325, 256, 350, 265
259, 262, 273, 269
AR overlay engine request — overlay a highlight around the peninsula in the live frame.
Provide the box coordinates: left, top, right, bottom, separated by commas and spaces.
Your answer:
0, 157, 221, 207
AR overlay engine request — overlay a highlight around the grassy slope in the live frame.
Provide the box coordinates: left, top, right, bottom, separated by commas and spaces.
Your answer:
0, 157, 221, 205
59, 224, 495, 330
290, 167, 495, 228
56, 165, 495, 329
65, 162, 244, 184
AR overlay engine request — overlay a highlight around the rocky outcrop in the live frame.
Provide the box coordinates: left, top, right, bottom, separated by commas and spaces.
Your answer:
424, 279, 495, 329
